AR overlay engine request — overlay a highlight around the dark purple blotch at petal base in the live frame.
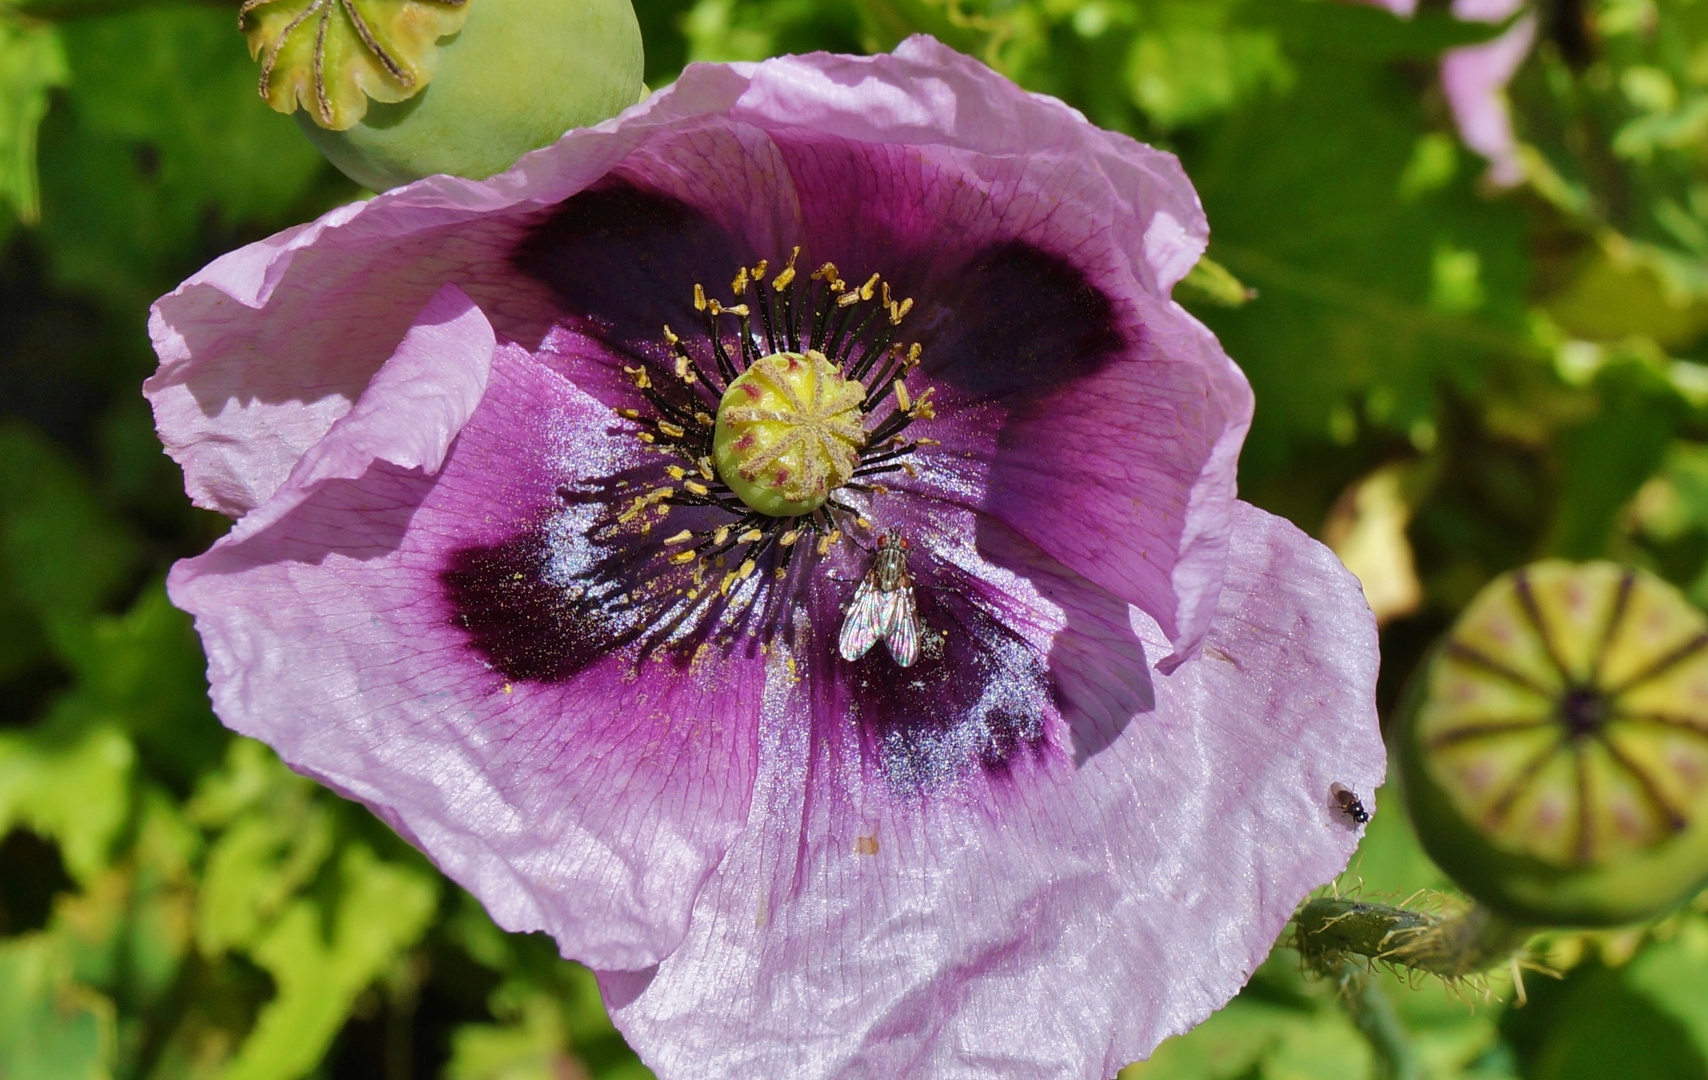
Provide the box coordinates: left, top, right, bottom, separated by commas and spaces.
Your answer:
912, 241, 1124, 400
817, 563, 1055, 792
512, 183, 754, 357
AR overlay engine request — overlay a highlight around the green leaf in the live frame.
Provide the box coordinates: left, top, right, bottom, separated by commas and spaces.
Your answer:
0, 422, 137, 627
52, 582, 225, 788
0, 722, 132, 884
1622, 918, 1708, 1066
35, 3, 333, 304
0, 933, 114, 1080
1123, 0, 1292, 131
188, 739, 333, 958
52, 790, 197, 1008
220, 843, 437, 1080
1543, 364, 1686, 559
1503, 955, 1708, 1080
1119, 997, 1302, 1079
447, 992, 588, 1080
0, 13, 67, 225
1186, 14, 1533, 507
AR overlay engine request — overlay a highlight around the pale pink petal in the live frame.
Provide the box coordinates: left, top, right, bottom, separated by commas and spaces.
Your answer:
1442, 12, 1537, 187
169, 337, 763, 969
605, 503, 1383, 1080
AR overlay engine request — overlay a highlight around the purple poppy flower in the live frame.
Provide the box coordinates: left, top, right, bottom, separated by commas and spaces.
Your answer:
1443, 0, 1535, 188
149, 37, 1383, 1079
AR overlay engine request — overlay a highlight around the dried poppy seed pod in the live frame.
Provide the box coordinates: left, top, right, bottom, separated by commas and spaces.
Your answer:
1399, 561, 1708, 926
243, 0, 643, 191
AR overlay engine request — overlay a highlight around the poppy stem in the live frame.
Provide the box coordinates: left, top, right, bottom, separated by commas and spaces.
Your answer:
1335, 963, 1426, 1080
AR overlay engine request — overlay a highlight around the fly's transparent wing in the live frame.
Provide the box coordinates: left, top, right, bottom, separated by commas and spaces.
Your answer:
839, 576, 885, 661
882, 585, 921, 667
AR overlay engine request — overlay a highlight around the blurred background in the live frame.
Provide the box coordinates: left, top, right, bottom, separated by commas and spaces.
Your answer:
3, 0, 1708, 1077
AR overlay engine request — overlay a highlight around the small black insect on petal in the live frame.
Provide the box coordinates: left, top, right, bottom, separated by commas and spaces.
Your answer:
1331, 782, 1369, 826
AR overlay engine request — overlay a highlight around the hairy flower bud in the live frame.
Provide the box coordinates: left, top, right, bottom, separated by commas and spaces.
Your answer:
1399, 561, 1708, 925
244, 0, 643, 190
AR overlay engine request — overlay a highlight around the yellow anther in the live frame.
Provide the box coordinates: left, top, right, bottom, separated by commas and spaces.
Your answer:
772, 247, 800, 292
707, 299, 724, 315
889, 297, 913, 324
732, 267, 749, 295
694, 283, 708, 311
658, 421, 686, 439
684, 480, 710, 496
780, 530, 800, 546
916, 437, 941, 446
671, 550, 698, 564
813, 262, 840, 282
636, 432, 656, 444
881, 281, 892, 306
694, 411, 714, 428
696, 457, 715, 480
616, 407, 642, 420
724, 304, 750, 317
623, 365, 651, 389
860, 273, 879, 301
666, 465, 687, 480
906, 342, 922, 366
894, 380, 911, 412
713, 526, 731, 546
675, 355, 696, 383
752, 259, 769, 280
665, 529, 694, 544
663, 324, 680, 344
738, 529, 763, 544
817, 529, 840, 555
837, 291, 861, 307
737, 558, 756, 581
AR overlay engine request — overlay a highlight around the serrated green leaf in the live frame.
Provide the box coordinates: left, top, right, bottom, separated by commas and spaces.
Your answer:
195, 799, 334, 959
0, 14, 67, 225
53, 791, 196, 1008
447, 993, 584, 1080
221, 843, 437, 1080
0, 722, 132, 884
0, 933, 114, 1080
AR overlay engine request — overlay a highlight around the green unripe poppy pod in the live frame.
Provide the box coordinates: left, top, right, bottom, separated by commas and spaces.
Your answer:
1398, 561, 1708, 926
243, 0, 643, 191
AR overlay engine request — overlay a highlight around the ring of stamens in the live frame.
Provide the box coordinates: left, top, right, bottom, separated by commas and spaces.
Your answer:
609, 247, 938, 615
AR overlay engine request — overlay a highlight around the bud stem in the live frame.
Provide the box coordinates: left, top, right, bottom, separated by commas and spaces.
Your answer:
1336, 963, 1426, 1080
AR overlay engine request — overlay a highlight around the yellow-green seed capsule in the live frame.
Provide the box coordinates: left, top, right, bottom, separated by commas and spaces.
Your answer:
246, 0, 643, 190
712, 350, 867, 518
1399, 561, 1708, 925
